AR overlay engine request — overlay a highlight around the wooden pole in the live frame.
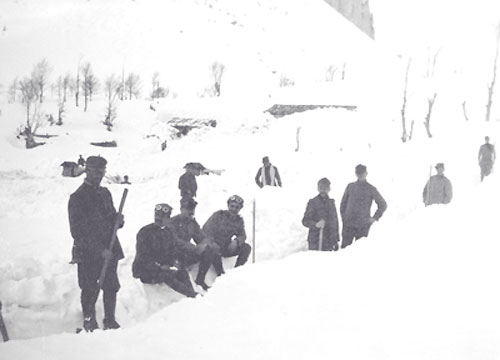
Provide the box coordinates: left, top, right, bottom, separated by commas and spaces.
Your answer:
252, 199, 256, 263
98, 188, 128, 289
0, 300, 9, 342
318, 227, 324, 251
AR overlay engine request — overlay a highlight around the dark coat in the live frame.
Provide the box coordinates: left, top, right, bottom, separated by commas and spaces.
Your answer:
132, 223, 194, 281
202, 210, 246, 248
423, 175, 452, 206
179, 172, 197, 198
302, 194, 340, 249
479, 143, 496, 164
170, 214, 206, 244
340, 180, 387, 228
68, 182, 124, 263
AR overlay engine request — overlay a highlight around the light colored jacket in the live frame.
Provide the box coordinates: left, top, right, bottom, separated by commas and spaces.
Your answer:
423, 175, 453, 206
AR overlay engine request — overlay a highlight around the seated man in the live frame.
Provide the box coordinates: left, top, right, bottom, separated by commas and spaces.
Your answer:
169, 198, 214, 290
132, 203, 211, 297
202, 195, 252, 276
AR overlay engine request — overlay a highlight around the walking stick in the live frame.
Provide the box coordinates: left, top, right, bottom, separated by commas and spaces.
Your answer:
318, 226, 324, 251
252, 199, 256, 263
0, 300, 9, 342
98, 188, 128, 290
425, 165, 432, 206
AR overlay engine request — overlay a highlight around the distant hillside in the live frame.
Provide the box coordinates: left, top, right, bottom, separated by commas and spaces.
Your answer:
324, 0, 375, 38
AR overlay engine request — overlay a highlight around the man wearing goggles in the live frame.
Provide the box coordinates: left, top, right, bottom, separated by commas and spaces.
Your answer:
202, 195, 251, 276
68, 155, 125, 332
132, 203, 207, 297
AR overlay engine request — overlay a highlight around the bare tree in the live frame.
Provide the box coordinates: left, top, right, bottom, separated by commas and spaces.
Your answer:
81, 62, 99, 111
151, 72, 160, 100
461, 100, 470, 121
424, 93, 437, 138
210, 62, 225, 97
325, 65, 337, 82
8, 77, 18, 103
75, 59, 81, 107
400, 58, 412, 143
31, 59, 51, 103
62, 74, 71, 103
125, 72, 141, 100
56, 76, 65, 125
18, 77, 43, 148
120, 66, 125, 101
486, 22, 500, 122
103, 74, 121, 130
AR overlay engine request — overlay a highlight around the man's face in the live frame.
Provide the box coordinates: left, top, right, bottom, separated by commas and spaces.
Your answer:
85, 166, 105, 186
228, 202, 242, 216
263, 159, 270, 167
436, 167, 445, 175
486, 137, 490, 144
180, 207, 195, 219
356, 171, 367, 181
318, 183, 330, 196
154, 204, 172, 226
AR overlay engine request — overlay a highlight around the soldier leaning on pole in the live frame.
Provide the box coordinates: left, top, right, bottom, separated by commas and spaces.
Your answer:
68, 156, 124, 332
302, 178, 340, 251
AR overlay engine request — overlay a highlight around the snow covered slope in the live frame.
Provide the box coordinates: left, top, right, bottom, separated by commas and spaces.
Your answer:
0, 0, 380, 98
1, 0, 500, 359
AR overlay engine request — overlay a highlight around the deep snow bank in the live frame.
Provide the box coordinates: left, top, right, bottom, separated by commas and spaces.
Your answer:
2, 178, 500, 360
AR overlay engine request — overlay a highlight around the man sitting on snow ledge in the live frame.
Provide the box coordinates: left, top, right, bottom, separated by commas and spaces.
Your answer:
132, 203, 214, 297
202, 195, 252, 276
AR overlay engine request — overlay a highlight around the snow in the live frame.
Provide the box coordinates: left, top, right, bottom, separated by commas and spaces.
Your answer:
1, 0, 500, 359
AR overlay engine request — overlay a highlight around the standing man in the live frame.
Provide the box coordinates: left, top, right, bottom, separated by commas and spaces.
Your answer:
423, 163, 453, 206
302, 178, 340, 251
478, 136, 496, 181
77, 155, 86, 167
340, 164, 387, 249
202, 195, 252, 276
178, 163, 205, 203
132, 203, 206, 297
68, 156, 125, 332
255, 156, 282, 188
169, 198, 214, 290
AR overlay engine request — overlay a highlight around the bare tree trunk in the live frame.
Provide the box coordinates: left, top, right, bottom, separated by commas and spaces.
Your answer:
486, 23, 500, 121
76, 72, 80, 107
401, 58, 412, 142
424, 93, 437, 138
462, 101, 470, 121
408, 120, 415, 140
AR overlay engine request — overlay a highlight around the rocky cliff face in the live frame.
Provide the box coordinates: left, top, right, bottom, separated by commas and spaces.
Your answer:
323, 0, 375, 39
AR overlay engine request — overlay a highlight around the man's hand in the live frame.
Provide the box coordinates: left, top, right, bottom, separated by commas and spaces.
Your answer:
367, 217, 376, 225
315, 219, 326, 229
195, 243, 208, 255
101, 249, 113, 261
333, 242, 339, 252
116, 214, 125, 228
227, 239, 238, 252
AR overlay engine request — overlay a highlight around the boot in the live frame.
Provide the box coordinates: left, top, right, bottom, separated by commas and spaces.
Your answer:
103, 291, 119, 330
83, 317, 99, 332
103, 318, 121, 330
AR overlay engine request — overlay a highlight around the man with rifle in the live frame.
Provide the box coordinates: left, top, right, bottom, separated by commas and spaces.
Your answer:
68, 156, 125, 332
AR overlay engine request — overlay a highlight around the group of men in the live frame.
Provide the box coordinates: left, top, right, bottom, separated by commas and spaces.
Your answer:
69, 157, 251, 332
68, 136, 495, 332
302, 164, 387, 251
